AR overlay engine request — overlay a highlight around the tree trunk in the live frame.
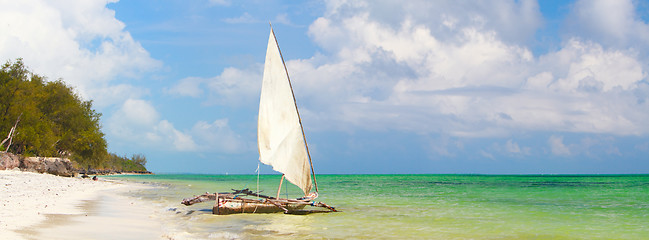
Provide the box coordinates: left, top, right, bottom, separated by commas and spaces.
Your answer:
1, 113, 21, 152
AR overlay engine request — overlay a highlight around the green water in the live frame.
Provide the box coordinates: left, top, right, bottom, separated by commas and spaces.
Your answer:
106, 174, 649, 239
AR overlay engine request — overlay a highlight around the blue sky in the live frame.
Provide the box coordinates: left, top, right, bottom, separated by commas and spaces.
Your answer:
1, 0, 649, 174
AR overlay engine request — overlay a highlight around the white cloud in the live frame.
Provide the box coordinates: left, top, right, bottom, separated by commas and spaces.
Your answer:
208, 0, 230, 7
272, 0, 649, 138
89, 84, 151, 108
313, 0, 542, 48
166, 77, 206, 98
505, 139, 521, 154
154, 120, 197, 151
119, 99, 159, 127
169, 66, 261, 106
106, 98, 248, 153
296, 1, 538, 135
545, 135, 626, 158
635, 142, 649, 152
224, 12, 257, 24
480, 150, 495, 160
541, 39, 645, 93
190, 119, 248, 153
425, 136, 458, 157
107, 99, 197, 151
0, 0, 161, 101
566, 0, 649, 50
489, 139, 531, 157
273, 14, 293, 26
107, 99, 156, 144
549, 135, 571, 156
206, 67, 260, 106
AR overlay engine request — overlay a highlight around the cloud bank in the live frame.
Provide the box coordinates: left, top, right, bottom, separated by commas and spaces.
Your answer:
280, 0, 649, 139
193, 0, 649, 162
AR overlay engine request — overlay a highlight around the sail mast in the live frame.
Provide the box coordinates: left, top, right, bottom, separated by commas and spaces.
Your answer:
269, 26, 319, 193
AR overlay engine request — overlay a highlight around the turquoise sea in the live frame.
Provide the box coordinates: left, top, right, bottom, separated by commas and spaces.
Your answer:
107, 174, 649, 239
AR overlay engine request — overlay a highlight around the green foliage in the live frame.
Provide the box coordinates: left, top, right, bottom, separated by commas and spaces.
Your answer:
105, 153, 148, 172
1, 59, 147, 171
0, 59, 56, 156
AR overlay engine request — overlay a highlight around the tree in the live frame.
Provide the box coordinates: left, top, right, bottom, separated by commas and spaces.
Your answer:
0, 59, 58, 156
131, 153, 147, 167
1, 59, 147, 171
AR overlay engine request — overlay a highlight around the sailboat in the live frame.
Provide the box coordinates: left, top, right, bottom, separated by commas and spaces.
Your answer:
181, 27, 337, 215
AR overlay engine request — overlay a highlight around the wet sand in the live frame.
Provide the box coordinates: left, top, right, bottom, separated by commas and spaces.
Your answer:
0, 170, 167, 239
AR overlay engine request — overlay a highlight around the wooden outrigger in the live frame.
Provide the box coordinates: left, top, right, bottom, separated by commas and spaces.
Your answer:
181, 188, 337, 215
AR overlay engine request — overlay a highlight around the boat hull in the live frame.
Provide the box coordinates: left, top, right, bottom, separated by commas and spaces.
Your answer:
213, 198, 306, 215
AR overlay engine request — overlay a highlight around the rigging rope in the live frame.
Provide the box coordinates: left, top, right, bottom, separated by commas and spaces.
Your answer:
285, 178, 289, 199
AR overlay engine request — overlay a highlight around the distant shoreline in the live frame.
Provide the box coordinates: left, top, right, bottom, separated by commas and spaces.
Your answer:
1, 152, 152, 177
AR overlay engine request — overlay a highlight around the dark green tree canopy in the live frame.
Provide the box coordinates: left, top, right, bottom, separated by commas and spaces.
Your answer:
1, 59, 146, 172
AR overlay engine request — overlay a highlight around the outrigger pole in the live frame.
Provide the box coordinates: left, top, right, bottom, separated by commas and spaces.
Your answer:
276, 174, 285, 199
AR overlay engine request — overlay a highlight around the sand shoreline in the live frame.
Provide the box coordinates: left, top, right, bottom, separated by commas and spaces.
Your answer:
0, 169, 167, 239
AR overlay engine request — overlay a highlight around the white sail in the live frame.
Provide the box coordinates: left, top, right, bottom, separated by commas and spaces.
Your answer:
258, 28, 313, 195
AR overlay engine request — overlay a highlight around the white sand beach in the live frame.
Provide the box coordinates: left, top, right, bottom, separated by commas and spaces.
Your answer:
0, 170, 167, 239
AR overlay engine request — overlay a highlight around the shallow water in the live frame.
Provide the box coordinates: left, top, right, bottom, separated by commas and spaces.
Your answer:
106, 174, 649, 239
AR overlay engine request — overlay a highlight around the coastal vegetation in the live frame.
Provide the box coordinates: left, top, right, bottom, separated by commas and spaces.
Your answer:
105, 153, 148, 172
0, 59, 147, 172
